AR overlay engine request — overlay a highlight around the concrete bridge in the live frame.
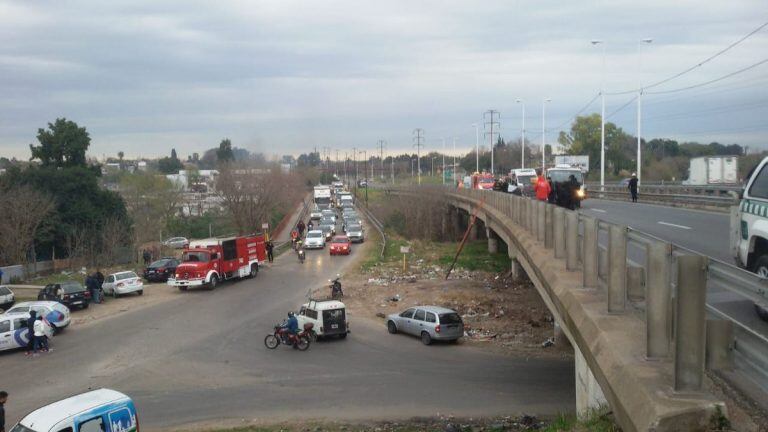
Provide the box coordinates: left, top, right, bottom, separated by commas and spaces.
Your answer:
385, 186, 731, 432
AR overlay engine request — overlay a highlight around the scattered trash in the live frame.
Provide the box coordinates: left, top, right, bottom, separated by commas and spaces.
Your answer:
376, 312, 386, 319
389, 294, 401, 302
541, 338, 554, 348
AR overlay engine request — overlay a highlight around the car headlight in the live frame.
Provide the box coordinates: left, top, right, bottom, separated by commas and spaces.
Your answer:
576, 188, 585, 198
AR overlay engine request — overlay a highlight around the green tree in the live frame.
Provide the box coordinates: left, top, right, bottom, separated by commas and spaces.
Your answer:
217, 139, 234, 163
559, 114, 632, 175
29, 118, 91, 168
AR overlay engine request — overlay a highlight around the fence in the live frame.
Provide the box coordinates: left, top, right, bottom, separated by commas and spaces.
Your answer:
587, 184, 740, 210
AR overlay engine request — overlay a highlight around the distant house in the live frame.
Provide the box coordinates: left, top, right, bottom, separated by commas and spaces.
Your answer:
137, 161, 148, 171
166, 170, 189, 190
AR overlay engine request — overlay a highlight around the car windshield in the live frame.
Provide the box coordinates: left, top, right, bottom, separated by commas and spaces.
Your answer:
517, 175, 535, 185
116, 272, 137, 280
347, 225, 362, 231
183, 251, 210, 262
333, 238, 348, 243
61, 282, 84, 293
8, 306, 29, 313
548, 170, 584, 183
321, 225, 333, 231
0, 286, 11, 295
150, 259, 173, 267
307, 231, 322, 238
439, 313, 462, 324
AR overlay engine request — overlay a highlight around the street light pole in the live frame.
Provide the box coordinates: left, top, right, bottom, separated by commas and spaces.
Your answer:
441, 138, 446, 185
637, 38, 653, 186
452, 136, 457, 185
516, 99, 525, 169
542, 98, 551, 169
472, 123, 479, 173
591, 39, 606, 190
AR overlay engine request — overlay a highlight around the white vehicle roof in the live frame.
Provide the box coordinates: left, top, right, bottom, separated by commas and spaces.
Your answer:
4, 301, 68, 314
19, 389, 130, 432
511, 168, 537, 175
303, 299, 346, 311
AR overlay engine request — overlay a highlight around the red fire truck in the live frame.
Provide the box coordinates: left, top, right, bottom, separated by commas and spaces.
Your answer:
168, 234, 267, 291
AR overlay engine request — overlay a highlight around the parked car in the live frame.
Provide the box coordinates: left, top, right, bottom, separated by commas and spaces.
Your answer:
144, 257, 180, 282
3, 301, 71, 332
305, 230, 326, 249
0, 311, 54, 352
297, 299, 349, 340
103, 271, 144, 297
163, 236, 189, 249
11, 388, 138, 432
0, 285, 14, 312
37, 281, 91, 310
329, 236, 352, 255
345, 223, 364, 243
387, 306, 464, 345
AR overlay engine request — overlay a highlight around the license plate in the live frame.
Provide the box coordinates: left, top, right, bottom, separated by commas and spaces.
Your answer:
331, 324, 338, 329
72, 301, 82, 305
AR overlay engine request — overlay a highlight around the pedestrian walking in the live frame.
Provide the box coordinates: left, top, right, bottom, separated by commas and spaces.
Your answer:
0, 390, 8, 432
546, 176, 556, 204
297, 221, 306, 237
628, 173, 639, 203
142, 249, 151, 266
87, 273, 101, 304
95, 270, 105, 302
534, 168, 551, 202
265, 240, 274, 263
32, 316, 46, 355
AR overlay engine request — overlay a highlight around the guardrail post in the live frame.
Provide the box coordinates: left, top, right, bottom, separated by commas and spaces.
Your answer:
544, 204, 553, 249
646, 241, 672, 359
582, 216, 598, 288
608, 225, 628, 313
675, 255, 708, 392
706, 319, 734, 371
566, 211, 579, 270
527, 199, 535, 233
627, 265, 645, 302
537, 201, 546, 243
554, 207, 566, 259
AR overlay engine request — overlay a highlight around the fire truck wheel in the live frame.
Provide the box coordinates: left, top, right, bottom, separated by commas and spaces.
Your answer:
208, 275, 218, 290
249, 264, 258, 278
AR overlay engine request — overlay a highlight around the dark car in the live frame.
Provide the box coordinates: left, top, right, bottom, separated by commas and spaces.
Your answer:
144, 257, 181, 282
37, 281, 91, 310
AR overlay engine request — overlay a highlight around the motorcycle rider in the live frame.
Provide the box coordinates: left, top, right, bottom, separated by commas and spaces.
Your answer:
330, 275, 343, 298
281, 312, 299, 344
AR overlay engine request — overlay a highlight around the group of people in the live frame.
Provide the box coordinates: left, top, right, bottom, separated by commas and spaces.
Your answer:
24, 310, 50, 356
532, 169, 582, 210
84, 270, 105, 304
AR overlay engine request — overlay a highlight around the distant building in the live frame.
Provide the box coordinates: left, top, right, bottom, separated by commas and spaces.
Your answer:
166, 170, 189, 190
137, 161, 148, 171
281, 163, 291, 174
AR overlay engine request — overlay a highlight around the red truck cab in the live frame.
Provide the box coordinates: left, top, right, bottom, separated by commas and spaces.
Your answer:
169, 234, 266, 291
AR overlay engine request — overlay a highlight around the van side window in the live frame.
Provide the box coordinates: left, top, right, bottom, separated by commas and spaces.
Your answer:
78, 416, 105, 432
306, 309, 318, 320
749, 164, 768, 199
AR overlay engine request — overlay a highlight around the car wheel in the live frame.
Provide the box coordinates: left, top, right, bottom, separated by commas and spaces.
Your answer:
754, 255, 768, 278
339, 332, 348, 339
137, 290, 143, 296
421, 331, 432, 345
387, 321, 397, 334
756, 303, 768, 322
249, 264, 258, 278
208, 275, 218, 290
82, 303, 89, 309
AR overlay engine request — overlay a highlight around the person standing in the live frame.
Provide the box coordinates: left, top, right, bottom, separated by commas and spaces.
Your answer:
297, 221, 306, 238
265, 240, 274, 263
33, 316, 46, 355
0, 390, 8, 432
628, 173, 639, 203
25, 310, 37, 356
534, 168, 551, 202
142, 249, 151, 266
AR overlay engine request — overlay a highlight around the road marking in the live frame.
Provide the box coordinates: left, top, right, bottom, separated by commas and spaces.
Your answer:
657, 221, 692, 230
589, 208, 607, 213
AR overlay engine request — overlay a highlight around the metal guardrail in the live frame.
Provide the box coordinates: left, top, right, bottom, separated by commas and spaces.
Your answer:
387, 185, 768, 400
586, 184, 740, 209
358, 204, 387, 258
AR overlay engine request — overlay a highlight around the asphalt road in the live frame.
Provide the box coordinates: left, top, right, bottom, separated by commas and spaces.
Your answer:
2, 231, 574, 429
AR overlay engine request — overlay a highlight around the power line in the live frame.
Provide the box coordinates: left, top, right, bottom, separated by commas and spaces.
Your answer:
605, 95, 638, 120
643, 100, 768, 122
552, 92, 601, 131
646, 57, 768, 94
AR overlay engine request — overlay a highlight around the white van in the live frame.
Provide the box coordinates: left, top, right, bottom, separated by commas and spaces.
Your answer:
11, 389, 138, 432
297, 299, 349, 339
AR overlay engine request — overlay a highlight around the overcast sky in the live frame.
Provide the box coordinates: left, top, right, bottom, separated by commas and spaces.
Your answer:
1, 0, 767, 160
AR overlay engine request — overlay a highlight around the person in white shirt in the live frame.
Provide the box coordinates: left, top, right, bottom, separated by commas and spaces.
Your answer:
32, 317, 48, 354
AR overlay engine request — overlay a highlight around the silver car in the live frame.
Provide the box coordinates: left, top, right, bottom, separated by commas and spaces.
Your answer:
304, 230, 325, 249
387, 306, 464, 345
163, 237, 189, 249
345, 223, 364, 243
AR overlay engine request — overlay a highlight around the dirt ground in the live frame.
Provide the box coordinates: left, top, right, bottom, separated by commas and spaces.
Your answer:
71, 281, 181, 327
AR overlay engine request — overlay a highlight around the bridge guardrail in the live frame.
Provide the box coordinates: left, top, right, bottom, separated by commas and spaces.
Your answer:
386, 184, 768, 429
585, 184, 740, 209
358, 203, 387, 258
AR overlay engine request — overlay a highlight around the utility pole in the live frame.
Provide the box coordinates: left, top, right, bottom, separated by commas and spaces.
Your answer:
344, 151, 348, 184
472, 123, 479, 173
335, 149, 339, 175
376, 140, 386, 180
413, 128, 425, 185
353, 147, 358, 186
592, 39, 606, 190
637, 38, 653, 186
441, 138, 446, 185
542, 98, 551, 170
516, 99, 525, 169
452, 136, 457, 185
483, 110, 500, 175
391, 154, 394, 184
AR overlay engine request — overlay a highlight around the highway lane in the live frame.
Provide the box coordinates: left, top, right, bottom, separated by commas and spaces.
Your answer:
1, 231, 574, 429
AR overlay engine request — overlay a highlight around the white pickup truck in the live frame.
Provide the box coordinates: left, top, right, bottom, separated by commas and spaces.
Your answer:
731, 156, 768, 320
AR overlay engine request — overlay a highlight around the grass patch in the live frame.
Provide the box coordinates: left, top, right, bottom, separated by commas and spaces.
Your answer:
540, 409, 620, 432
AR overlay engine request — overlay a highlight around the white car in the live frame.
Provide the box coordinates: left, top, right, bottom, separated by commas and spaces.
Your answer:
163, 237, 189, 249
304, 230, 326, 249
103, 271, 144, 297
345, 223, 364, 243
0, 285, 14, 312
310, 206, 323, 220
4, 301, 71, 332
0, 311, 55, 352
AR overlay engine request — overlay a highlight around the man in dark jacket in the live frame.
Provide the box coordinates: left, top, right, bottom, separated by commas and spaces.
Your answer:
265, 240, 274, 263
0, 390, 7, 432
25, 310, 37, 355
86, 275, 100, 304
628, 173, 639, 203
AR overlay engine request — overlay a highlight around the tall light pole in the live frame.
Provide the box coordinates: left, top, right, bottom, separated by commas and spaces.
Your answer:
441, 137, 446, 185
591, 39, 606, 189
413, 129, 425, 185
516, 99, 525, 169
472, 123, 479, 173
344, 151, 348, 184
452, 136, 457, 184
353, 147, 358, 185
542, 98, 551, 169
637, 38, 653, 186
431, 157, 436, 177
483, 110, 500, 175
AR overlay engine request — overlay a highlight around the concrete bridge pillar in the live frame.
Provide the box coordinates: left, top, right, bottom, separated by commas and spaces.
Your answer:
554, 321, 570, 348
487, 228, 498, 254
575, 344, 609, 417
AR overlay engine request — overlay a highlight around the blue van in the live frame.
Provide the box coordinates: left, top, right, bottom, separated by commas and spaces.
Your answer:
11, 389, 137, 432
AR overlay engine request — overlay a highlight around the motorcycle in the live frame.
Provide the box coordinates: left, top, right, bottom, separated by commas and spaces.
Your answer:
297, 248, 306, 263
264, 322, 314, 351
329, 275, 343, 299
